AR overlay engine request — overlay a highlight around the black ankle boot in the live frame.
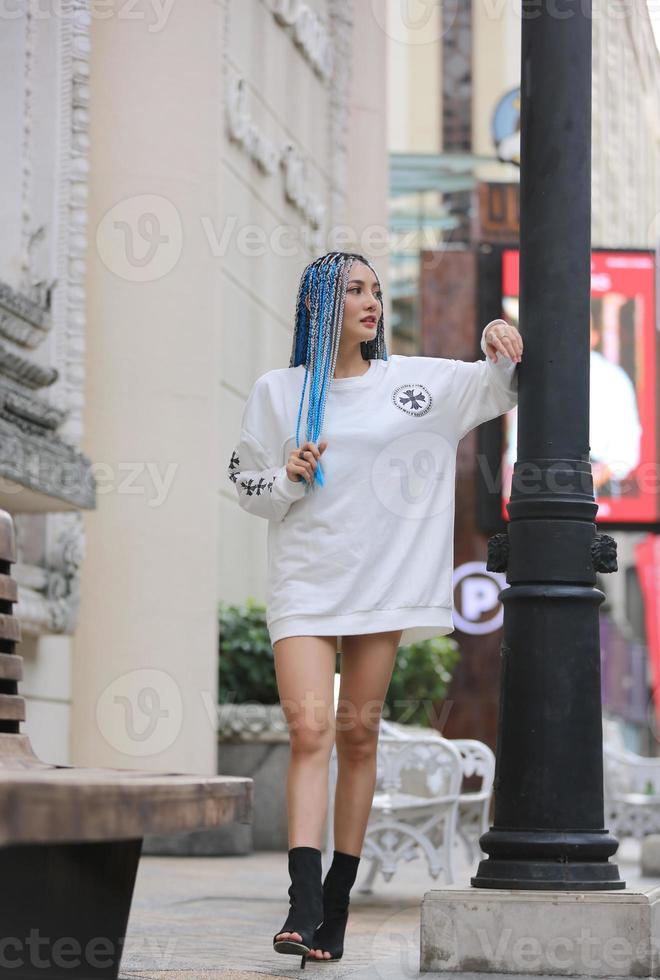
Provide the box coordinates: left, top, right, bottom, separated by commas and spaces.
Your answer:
309, 849, 361, 962
273, 846, 324, 969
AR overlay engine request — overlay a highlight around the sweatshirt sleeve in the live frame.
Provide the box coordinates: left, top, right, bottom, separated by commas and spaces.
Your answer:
451, 322, 519, 441
227, 378, 307, 522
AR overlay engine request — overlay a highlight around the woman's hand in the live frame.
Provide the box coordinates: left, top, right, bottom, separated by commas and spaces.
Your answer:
485, 319, 523, 364
286, 440, 328, 484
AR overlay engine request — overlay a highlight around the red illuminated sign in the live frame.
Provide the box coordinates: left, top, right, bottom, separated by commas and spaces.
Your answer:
500, 248, 658, 526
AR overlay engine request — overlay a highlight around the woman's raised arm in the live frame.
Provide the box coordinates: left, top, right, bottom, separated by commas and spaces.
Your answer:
449, 320, 521, 441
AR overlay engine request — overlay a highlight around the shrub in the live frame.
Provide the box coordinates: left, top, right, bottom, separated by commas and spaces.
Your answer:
219, 598, 285, 705
219, 599, 460, 725
383, 635, 461, 727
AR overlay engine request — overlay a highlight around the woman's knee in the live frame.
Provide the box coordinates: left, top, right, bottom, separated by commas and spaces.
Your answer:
289, 720, 335, 757
273, 634, 338, 757
335, 725, 379, 762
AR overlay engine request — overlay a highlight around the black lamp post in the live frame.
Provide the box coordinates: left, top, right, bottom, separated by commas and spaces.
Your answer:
471, 0, 624, 890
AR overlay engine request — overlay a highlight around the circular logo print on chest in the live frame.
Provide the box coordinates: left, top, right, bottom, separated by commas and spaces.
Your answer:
392, 382, 432, 416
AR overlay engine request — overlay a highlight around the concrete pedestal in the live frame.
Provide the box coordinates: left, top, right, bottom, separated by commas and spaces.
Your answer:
641, 836, 660, 877
420, 886, 660, 977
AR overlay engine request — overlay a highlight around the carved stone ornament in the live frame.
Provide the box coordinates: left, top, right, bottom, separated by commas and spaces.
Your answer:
5, 1, 95, 637
14, 511, 85, 636
222, 0, 353, 245
591, 532, 618, 574
486, 531, 510, 573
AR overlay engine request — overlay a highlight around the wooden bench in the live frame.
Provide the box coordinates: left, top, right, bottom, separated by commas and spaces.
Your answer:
0, 508, 252, 980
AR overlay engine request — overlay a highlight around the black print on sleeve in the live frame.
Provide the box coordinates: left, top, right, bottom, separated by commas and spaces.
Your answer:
228, 450, 240, 483
240, 475, 275, 495
228, 451, 276, 494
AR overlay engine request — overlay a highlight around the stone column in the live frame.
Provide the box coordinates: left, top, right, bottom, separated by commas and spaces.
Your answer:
72, 0, 221, 772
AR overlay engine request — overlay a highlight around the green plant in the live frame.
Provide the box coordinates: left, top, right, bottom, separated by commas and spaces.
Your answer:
384, 635, 461, 728
219, 598, 278, 704
219, 599, 460, 720
219, 598, 341, 704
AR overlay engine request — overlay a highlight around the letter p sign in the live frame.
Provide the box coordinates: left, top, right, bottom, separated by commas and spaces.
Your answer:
452, 562, 507, 635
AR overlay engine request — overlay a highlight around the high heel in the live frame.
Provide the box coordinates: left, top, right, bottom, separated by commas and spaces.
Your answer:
273, 845, 324, 970
309, 849, 361, 962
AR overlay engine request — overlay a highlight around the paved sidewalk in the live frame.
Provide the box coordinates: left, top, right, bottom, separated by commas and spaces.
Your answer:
120, 838, 655, 979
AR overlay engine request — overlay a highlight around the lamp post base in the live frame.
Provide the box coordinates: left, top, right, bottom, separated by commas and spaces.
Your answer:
471, 860, 626, 890
471, 829, 626, 890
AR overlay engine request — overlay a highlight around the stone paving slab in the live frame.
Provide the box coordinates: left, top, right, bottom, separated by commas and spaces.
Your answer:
123, 975, 656, 980
123, 974, 287, 979
119, 838, 656, 979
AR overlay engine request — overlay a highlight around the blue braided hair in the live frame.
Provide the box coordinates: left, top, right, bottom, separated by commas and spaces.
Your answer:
288, 251, 388, 490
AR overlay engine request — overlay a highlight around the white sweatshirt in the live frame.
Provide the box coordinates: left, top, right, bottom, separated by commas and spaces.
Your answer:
227, 324, 519, 652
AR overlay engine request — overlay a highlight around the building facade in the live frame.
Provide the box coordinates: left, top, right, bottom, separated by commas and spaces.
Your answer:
2, 0, 388, 769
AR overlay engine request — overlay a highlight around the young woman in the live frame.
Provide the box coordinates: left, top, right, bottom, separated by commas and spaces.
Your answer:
227, 250, 523, 968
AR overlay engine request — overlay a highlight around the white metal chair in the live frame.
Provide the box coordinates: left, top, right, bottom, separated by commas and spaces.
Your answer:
452, 738, 496, 863
603, 743, 660, 841
601, 715, 660, 841
323, 674, 467, 890
374, 721, 495, 863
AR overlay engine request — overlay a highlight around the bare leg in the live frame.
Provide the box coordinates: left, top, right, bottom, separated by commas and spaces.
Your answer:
272, 634, 337, 945
309, 628, 402, 959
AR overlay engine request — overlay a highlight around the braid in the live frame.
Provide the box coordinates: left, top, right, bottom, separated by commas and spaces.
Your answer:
288, 251, 388, 490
